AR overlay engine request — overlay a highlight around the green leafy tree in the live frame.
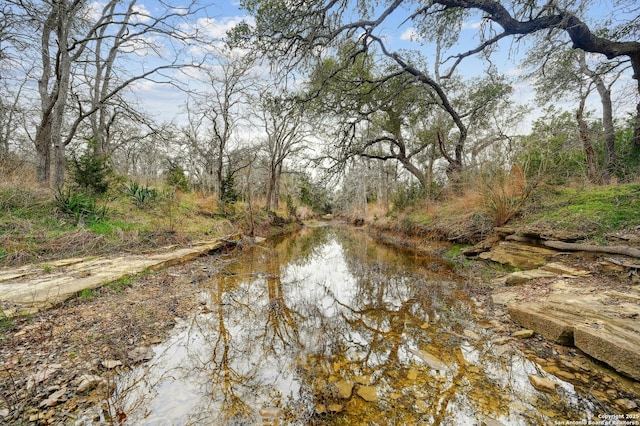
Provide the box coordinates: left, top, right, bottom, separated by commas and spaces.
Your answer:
165, 162, 190, 192
237, 0, 640, 158
68, 138, 112, 195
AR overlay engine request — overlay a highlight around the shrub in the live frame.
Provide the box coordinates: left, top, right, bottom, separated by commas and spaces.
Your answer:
68, 138, 112, 195
55, 188, 108, 225
391, 183, 425, 211
221, 173, 240, 203
123, 181, 158, 208
165, 163, 190, 192
477, 165, 536, 227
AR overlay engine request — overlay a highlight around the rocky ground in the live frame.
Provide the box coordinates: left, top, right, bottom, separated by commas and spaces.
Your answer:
464, 233, 640, 417
0, 248, 236, 425
1, 228, 640, 424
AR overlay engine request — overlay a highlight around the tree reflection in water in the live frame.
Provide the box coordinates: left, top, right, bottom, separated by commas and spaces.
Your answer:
103, 225, 594, 425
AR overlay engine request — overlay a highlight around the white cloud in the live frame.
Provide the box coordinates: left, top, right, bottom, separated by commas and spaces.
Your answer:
400, 28, 419, 42
193, 16, 253, 40
462, 20, 483, 30
131, 4, 152, 24
84, 2, 105, 21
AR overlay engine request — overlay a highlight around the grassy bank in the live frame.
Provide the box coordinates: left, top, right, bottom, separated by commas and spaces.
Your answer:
0, 182, 298, 267
353, 182, 640, 246
2, 177, 639, 267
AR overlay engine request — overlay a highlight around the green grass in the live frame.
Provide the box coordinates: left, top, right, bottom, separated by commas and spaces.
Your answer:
78, 288, 95, 302
521, 183, 640, 238
0, 310, 14, 333
442, 244, 470, 260
87, 220, 143, 235
107, 275, 134, 293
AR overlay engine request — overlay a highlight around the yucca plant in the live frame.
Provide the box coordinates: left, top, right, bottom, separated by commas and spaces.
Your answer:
123, 181, 158, 207
55, 188, 108, 225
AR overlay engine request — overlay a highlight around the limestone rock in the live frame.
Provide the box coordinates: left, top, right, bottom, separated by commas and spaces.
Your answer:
574, 324, 640, 381
415, 400, 429, 413
354, 375, 370, 385
504, 270, 557, 286
40, 387, 66, 407
508, 305, 573, 345
615, 399, 638, 411
259, 407, 283, 419
461, 234, 501, 256
327, 404, 344, 413
101, 359, 122, 369
335, 380, 354, 399
541, 262, 591, 277
483, 417, 506, 426
357, 386, 378, 402
407, 348, 448, 371
463, 329, 480, 340
528, 375, 558, 394
76, 374, 107, 394
407, 368, 418, 380
128, 346, 154, 363
512, 329, 535, 339
478, 241, 557, 269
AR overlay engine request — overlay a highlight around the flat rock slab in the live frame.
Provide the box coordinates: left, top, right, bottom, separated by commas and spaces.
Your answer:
0, 238, 235, 317
508, 291, 640, 380
479, 241, 558, 269
574, 323, 640, 381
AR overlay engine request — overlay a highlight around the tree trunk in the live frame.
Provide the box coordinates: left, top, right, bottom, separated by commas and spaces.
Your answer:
576, 102, 599, 184
597, 83, 616, 180
265, 167, 276, 212
274, 161, 282, 211
34, 118, 52, 185
216, 153, 224, 201
578, 52, 617, 181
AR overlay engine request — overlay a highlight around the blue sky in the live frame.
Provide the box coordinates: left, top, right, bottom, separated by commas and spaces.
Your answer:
132, 0, 636, 132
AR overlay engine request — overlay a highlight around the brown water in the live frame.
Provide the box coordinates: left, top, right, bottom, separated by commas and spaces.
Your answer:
92, 225, 598, 425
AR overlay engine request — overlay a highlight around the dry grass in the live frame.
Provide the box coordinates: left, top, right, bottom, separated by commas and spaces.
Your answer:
0, 156, 38, 187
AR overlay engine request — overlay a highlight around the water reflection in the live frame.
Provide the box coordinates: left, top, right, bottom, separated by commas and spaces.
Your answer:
107, 226, 594, 425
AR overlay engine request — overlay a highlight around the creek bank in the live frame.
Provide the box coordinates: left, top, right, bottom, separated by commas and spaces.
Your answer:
0, 224, 298, 424
0, 236, 239, 318
364, 220, 640, 413
463, 225, 640, 382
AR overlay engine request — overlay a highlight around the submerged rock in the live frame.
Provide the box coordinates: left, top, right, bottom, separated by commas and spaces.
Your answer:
258, 407, 283, 419
528, 375, 558, 394
335, 380, 354, 399
463, 329, 481, 340
512, 329, 535, 339
357, 386, 378, 402
407, 348, 448, 371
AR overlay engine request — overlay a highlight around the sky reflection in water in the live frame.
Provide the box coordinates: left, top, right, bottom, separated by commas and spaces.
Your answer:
112, 225, 594, 425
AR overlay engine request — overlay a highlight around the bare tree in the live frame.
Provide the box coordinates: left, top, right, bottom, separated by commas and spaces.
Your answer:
256, 93, 309, 212
184, 47, 257, 200
13, 0, 203, 187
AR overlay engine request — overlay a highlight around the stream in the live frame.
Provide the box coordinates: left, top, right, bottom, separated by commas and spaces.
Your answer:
83, 224, 597, 425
